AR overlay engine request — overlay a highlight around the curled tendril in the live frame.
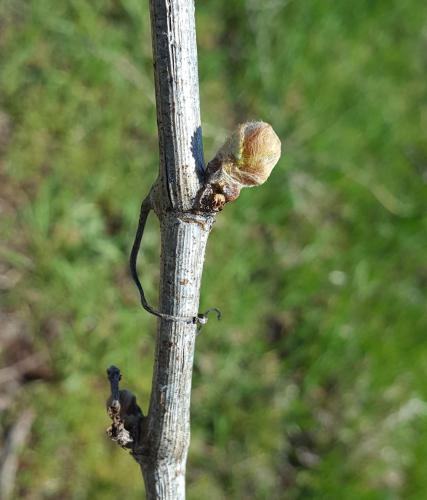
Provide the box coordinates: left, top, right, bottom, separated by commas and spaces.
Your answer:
129, 194, 221, 332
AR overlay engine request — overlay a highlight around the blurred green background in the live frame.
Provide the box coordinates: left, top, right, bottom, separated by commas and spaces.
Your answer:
1, 0, 427, 498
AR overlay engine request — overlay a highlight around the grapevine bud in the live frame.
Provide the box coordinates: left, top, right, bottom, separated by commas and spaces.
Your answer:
198, 121, 281, 212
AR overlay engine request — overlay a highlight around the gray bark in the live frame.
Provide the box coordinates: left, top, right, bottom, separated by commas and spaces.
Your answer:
149, 0, 204, 212
140, 213, 214, 499
140, 0, 212, 498
105, 0, 281, 497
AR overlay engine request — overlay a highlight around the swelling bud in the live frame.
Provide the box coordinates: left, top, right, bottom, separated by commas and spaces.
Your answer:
198, 121, 281, 211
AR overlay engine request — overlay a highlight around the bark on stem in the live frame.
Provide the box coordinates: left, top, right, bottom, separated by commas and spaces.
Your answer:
140, 213, 214, 498
105, 0, 281, 496
140, 0, 210, 498
149, 0, 204, 212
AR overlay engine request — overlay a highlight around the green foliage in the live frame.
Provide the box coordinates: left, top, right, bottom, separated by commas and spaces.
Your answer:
1, 0, 427, 498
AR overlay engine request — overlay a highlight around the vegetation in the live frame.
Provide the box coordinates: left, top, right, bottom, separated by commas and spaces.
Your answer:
1, 0, 426, 498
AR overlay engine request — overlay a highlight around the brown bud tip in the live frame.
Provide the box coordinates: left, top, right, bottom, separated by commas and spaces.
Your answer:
218, 121, 281, 187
